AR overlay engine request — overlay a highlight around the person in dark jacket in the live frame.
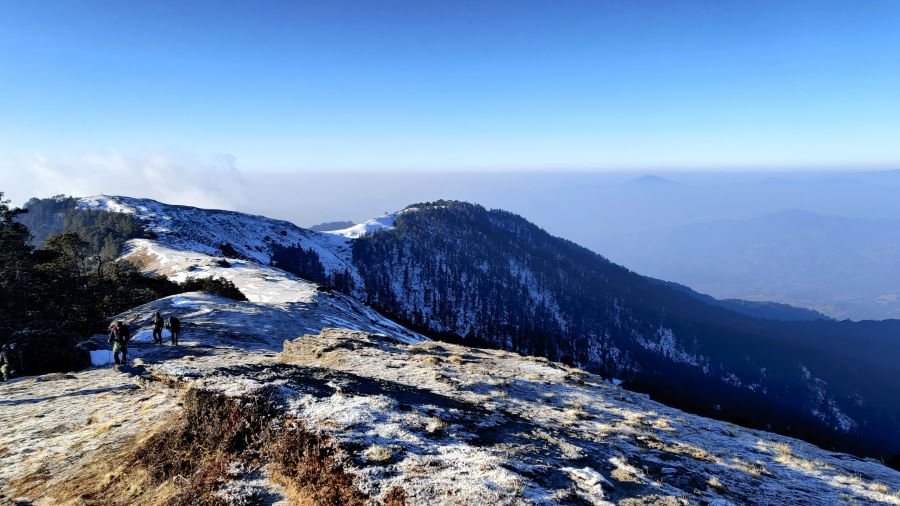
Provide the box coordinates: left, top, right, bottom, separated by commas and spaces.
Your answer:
151, 311, 165, 345
108, 321, 131, 365
0, 344, 13, 381
166, 316, 181, 345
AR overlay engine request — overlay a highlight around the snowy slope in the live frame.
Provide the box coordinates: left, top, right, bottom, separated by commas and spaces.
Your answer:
120, 240, 422, 342
323, 210, 413, 239
2, 195, 900, 504
78, 195, 424, 342
78, 195, 360, 284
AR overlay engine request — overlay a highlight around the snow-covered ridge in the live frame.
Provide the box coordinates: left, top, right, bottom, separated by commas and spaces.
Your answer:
77, 195, 425, 343
323, 208, 418, 239
78, 195, 360, 281
120, 239, 422, 342
2, 196, 900, 504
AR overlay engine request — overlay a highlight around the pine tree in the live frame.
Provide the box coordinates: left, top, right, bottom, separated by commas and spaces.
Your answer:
0, 193, 35, 338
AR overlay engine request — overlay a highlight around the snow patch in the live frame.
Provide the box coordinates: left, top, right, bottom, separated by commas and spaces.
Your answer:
89, 350, 115, 366
324, 213, 399, 239
77, 195, 135, 214
562, 466, 613, 504
634, 326, 710, 372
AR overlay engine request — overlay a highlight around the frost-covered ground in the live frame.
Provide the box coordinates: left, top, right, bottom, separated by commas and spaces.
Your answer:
2, 195, 899, 504
78, 195, 362, 285
4, 313, 899, 504
272, 329, 900, 505
0, 288, 420, 504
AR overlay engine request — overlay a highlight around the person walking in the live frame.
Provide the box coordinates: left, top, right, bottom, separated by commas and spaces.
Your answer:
108, 321, 132, 365
151, 311, 165, 345
0, 344, 12, 381
167, 315, 181, 346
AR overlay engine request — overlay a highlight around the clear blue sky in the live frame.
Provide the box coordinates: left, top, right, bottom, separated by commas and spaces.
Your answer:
1, 0, 899, 171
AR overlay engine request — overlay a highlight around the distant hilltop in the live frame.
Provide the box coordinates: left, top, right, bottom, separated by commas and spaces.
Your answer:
630, 174, 677, 185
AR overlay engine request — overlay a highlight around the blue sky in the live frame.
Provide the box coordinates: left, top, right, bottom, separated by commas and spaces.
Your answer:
1, 0, 899, 171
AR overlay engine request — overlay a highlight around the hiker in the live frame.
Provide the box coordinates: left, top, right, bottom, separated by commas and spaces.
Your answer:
108, 321, 132, 365
166, 315, 181, 346
151, 311, 165, 345
0, 344, 13, 381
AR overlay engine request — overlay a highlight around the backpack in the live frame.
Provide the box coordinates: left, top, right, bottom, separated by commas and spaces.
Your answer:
169, 317, 181, 332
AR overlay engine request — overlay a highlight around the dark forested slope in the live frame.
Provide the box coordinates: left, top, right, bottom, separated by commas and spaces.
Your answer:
11, 195, 898, 467
348, 201, 900, 465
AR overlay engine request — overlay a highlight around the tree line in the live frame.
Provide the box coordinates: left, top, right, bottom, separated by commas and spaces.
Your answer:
0, 193, 245, 375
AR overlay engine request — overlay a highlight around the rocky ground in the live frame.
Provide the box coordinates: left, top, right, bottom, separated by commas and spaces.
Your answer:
2, 221, 900, 504
2, 300, 899, 504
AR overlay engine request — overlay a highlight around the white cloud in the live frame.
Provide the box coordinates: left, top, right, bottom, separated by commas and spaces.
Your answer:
1, 152, 247, 210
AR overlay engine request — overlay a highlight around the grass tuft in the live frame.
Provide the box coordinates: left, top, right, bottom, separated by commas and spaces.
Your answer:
363, 444, 395, 464
707, 476, 726, 492
383, 486, 408, 506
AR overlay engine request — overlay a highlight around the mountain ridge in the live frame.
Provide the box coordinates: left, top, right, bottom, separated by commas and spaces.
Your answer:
3, 194, 900, 504
22, 195, 900, 467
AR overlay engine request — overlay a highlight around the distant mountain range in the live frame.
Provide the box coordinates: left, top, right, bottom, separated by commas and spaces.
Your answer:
603, 209, 900, 320
307, 220, 355, 232
630, 174, 678, 185
648, 278, 830, 322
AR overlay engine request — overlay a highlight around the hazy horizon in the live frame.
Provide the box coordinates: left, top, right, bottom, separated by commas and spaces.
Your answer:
7, 166, 900, 320
3, 1, 900, 321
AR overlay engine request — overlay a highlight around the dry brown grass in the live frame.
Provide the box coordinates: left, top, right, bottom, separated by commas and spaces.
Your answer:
91, 416, 127, 437
772, 442, 792, 455
730, 457, 772, 478
363, 444, 394, 464
707, 476, 726, 492
409, 342, 446, 353
638, 438, 719, 464
383, 486, 408, 506
263, 420, 366, 506
563, 406, 591, 420
770, 442, 833, 473
420, 355, 441, 366
424, 416, 449, 434
609, 457, 643, 484
43, 387, 367, 506
871, 482, 890, 494
840, 493, 861, 505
